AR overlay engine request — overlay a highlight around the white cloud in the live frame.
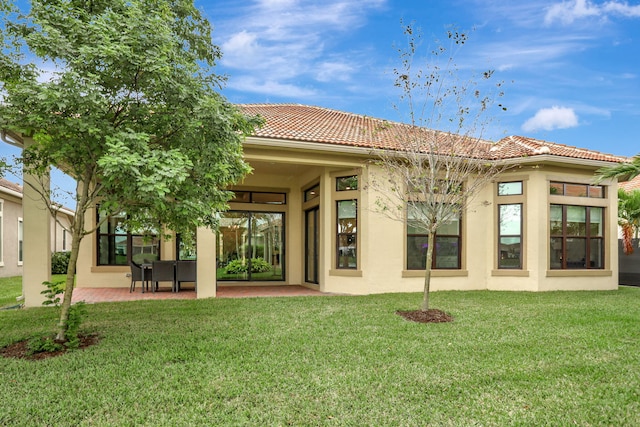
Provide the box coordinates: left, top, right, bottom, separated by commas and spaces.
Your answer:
521, 106, 579, 132
229, 76, 318, 98
216, 0, 386, 95
603, 1, 640, 17
315, 61, 355, 82
545, 0, 640, 25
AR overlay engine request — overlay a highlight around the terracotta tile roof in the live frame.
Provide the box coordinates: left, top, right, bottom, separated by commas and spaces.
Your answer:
490, 135, 628, 163
620, 175, 640, 192
0, 178, 23, 194
238, 104, 628, 164
239, 103, 495, 157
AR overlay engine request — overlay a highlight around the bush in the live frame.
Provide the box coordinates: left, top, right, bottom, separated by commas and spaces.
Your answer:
51, 251, 71, 274
250, 257, 271, 273
224, 258, 272, 274
224, 259, 247, 274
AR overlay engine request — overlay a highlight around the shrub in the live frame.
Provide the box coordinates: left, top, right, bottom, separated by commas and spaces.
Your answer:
250, 257, 271, 273
51, 251, 71, 274
224, 259, 247, 274
224, 258, 272, 274
29, 280, 88, 354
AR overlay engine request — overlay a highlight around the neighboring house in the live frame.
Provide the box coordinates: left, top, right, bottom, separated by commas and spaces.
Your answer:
2, 105, 629, 305
0, 178, 73, 278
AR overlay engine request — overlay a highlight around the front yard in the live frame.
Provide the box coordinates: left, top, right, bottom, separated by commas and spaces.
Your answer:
1, 285, 638, 425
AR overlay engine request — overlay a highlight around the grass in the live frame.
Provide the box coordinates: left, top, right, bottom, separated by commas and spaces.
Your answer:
0, 275, 67, 309
0, 284, 639, 426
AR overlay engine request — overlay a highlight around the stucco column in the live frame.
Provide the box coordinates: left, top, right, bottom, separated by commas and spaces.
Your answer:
196, 226, 216, 298
22, 136, 52, 307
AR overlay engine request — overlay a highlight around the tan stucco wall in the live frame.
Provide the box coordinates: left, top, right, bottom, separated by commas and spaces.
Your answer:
73, 145, 619, 295
22, 138, 51, 307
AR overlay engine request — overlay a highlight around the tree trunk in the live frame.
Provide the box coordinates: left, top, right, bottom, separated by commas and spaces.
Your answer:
622, 223, 634, 255
55, 179, 89, 341
421, 230, 436, 312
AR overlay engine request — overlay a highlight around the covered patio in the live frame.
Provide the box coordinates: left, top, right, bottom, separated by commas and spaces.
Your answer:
71, 285, 328, 303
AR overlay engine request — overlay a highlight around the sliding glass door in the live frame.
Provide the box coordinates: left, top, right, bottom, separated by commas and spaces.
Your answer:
217, 211, 284, 281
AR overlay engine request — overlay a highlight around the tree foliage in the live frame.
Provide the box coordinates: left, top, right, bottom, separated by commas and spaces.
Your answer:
596, 156, 640, 184
368, 23, 510, 312
0, 0, 262, 339
617, 188, 640, 255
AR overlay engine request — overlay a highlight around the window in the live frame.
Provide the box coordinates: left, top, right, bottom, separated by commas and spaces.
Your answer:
498, 181, 522, 196
96, 210, 160, 265
18, 217, 23, 265
550, 182, 604, 198
336, 175, 358, 191
550, 205, 603, 269
304, 184, 319, 202
498, 204, 522, 269
336, 200, 357, 269
231, 191, 286, 204
406, 203, 461, 269
217, 211, 284, 281
63, 229, 67, 251
176, 232, 197, 260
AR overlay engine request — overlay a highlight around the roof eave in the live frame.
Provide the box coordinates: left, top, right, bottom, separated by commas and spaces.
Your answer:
244, 136, 374, 156
0, 129, 24, 148
503, 154, 624, 169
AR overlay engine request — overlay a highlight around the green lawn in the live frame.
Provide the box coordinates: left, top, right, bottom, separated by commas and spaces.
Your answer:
0, 275, 67, 309
1, 285, 639, 426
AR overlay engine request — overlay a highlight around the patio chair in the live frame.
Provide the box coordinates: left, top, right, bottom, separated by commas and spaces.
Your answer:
175, 260, 197, 292
129, 261, 152, 293
151, 260, 177, 292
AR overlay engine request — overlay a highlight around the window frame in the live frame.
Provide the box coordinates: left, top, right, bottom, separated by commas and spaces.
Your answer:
550, 181, 604, 198
336, 199, 358, 270
331, 172, 361, 273
549, 204, 604, 270
406, 202, 462, 270
497, 203, 523, 269
216, 210, 286, 281
96, 209, 160, 266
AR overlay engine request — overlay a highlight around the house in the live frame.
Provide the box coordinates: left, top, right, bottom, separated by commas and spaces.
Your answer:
3, 105, 628, 306
0, 178, 73, 278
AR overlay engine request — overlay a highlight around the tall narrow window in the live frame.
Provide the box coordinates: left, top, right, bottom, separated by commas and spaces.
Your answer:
550, 205, 603, 269
97, 211, 128, 265
406, 203, 461, 269
18, 217, 23, 265
62, 229, 67, 251
498, 204, 522, 269
176, 232, 197, 260
336, 200, 357, 269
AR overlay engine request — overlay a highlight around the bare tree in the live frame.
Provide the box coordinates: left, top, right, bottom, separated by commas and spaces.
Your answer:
367, 24, 511, 313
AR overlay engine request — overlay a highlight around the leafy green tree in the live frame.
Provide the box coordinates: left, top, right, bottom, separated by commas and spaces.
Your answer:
0, 0, 261, 341
368, 24, 510, 313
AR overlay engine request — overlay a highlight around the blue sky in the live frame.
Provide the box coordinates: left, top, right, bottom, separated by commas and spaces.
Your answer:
2, 0, 639, 208
207, 0, 640, 156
